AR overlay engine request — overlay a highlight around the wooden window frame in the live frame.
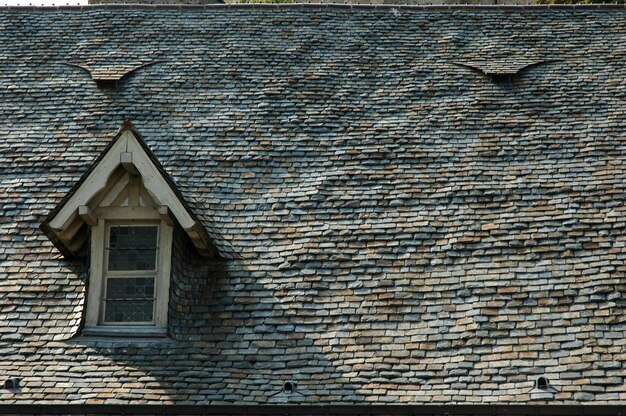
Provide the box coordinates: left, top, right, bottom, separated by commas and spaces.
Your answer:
84, 209, 173, 338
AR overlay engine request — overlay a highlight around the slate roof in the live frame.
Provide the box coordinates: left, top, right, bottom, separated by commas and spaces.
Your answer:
0, 4, 625, 405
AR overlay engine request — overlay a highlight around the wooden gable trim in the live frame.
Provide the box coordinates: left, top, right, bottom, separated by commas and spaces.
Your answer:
41, 121, 217, 258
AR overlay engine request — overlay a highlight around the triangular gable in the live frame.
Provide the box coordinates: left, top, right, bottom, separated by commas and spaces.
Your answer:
41, 121, 217, 258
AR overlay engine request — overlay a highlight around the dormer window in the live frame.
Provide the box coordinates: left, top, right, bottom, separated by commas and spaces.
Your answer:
40, 121, 217, 337
82, 171, 176, 336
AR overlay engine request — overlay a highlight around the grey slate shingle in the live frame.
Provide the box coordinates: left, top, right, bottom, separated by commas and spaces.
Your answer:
0, 5, 625, 405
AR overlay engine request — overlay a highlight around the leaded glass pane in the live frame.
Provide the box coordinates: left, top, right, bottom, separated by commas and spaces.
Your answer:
104, 277, 154, 323
106, 277, 155, 299
108, 226, 158, 271
104, 300, 154, 323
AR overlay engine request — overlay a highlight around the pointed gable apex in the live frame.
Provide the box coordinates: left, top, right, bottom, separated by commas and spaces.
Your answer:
41, 121, 217, 258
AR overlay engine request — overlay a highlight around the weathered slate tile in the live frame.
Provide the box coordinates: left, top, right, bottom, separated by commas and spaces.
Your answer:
0, 4, 625, 406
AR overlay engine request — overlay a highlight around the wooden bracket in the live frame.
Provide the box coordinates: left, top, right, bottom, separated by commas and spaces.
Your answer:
185, 221, 216, 257
158, 206, 175, 226
120, 152, 140, 176
78, 205, 97, 226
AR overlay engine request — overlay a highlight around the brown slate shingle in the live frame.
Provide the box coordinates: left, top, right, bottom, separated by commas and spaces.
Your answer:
0, 4, 624, 406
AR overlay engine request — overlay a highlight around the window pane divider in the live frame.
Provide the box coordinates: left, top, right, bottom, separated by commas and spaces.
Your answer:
105, 271, 158, 277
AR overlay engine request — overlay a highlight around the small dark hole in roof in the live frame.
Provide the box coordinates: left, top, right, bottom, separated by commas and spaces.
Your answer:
283, 381, 295, 394
489, 74, 515, 83
4, 378, 18, 390
537, 376, 548, 389
95, 79, 119, 89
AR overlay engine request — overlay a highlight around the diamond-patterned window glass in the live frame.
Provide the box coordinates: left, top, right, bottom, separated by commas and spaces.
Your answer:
108, 226, 158, 271
104, 277, 155, 323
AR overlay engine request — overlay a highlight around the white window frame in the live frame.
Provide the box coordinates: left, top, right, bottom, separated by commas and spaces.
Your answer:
84, 210, 173, 337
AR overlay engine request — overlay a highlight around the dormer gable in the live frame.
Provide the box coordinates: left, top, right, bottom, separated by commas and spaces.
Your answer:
41, 121, 217, 259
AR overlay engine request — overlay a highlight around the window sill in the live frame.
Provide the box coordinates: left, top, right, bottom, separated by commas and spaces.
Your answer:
82, 325, 168, 338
